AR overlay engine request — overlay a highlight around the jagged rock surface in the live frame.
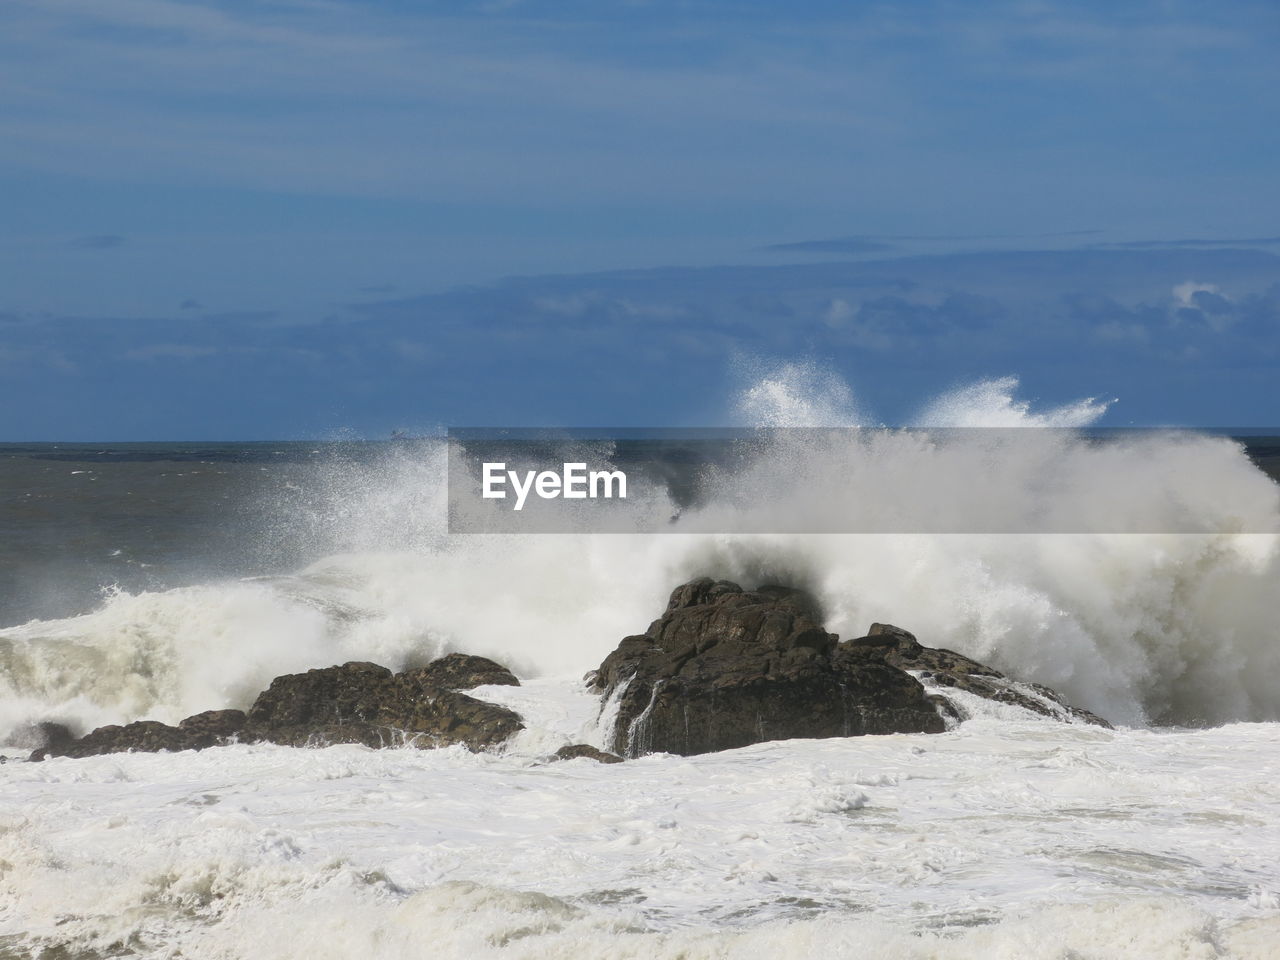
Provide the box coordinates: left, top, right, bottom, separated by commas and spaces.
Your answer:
553, 744, 624, 764
242, 660, 523, 750
844, 623, 1112, 728
591, 578, 948, 758
406, 653, 520, 690
591, 578, 1111, 758
32, 656, 525, 760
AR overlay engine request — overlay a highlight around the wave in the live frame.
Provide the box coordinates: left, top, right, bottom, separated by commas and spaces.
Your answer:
4, 725, 1279, 958
2, 365, 1278, 739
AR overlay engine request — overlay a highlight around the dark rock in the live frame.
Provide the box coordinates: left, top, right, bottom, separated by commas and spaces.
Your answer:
844, 623, 1112, 728
367, 683, 523, 751
178, 709, 247, 744
591, 578, 947, 758
12, 721, 76, 760
36, 653, 527, 760
31, 712, 250, 761
250, 722, 393, 749
246, 661, 393, 730
38, 720, 200, 759
401, 653, 520, 690
242, 659, 523, 751
553, 744, 623, 764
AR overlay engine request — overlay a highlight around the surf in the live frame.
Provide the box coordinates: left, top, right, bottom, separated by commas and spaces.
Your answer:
1, 366, 1278, 743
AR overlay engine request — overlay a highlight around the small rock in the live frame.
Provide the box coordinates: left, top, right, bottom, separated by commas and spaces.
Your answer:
33, 652, 528, 761
845, 623, 1111, 727
401, 653, 520, 690
14, 721, 76, 761
40, 720, 198, 759
242, 659, 524, 751
553, 744, 623, 764
178, 709, 247, 745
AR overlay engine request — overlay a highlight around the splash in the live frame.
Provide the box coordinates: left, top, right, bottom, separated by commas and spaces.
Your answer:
732, 359, 866, 428
2, 366, 1278, 738
914, 375, 1112, 427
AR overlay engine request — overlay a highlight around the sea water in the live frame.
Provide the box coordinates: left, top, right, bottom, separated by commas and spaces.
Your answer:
1, 369, 1278, 958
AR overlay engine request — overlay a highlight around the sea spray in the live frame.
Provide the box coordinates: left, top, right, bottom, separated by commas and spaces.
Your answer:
2, 368, 1278, 740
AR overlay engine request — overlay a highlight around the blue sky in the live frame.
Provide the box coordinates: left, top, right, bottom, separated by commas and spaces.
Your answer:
1, 0, 1278, 437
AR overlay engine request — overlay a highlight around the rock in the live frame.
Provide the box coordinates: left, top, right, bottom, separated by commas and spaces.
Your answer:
843, 623, 1112, 728
402, 653, 520, 690
367, 682, 523, 751
12, 721, 76, 760
250, 722, 393, 749
35, 654, 527, 760
178, 709, 248, 744
38, 720, 200, 759
591, 578, 948, 758
242, 659, 523, 751
245, 661, 394, 730
32, 711, 248, 761
553, 744, 623, 764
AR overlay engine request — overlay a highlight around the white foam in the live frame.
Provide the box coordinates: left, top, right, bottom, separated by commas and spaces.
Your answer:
2, 718, 1278, 957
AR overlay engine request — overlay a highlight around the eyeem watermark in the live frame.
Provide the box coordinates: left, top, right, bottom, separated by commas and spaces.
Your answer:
447, 426, 1280, 534
482, 462, 627, 511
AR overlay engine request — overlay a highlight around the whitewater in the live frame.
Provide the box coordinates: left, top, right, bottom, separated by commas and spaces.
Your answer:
2, 367, 1279, 958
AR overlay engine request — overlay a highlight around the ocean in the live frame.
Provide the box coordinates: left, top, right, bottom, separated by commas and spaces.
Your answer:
2, 375, 1279, 958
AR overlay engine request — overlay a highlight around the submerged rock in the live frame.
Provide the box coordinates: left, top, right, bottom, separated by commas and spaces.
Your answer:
845, 623, 1112, 728
592, 578, 1111, 758
11, 721, 76, 759
553, 744, 624, 764
36, 720, 199, 759
178, 709, 248, 742
32, 656, 525, 760
591, 578, 948, 758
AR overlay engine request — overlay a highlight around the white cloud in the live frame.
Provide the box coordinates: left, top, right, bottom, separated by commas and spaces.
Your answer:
125, 344, 220, 360
823, 298, 853, 328
1172, 280, 1221, 308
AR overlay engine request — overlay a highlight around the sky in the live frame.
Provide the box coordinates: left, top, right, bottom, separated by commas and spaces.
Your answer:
1, 0, 1278, 437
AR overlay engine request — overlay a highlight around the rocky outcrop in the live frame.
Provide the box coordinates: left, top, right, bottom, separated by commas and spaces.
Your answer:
407, 653, 520, 690
32, 655, 525, 760
35, 720, 201, 759
590, 579, 948, 758
844, 623, 1112, 727
179, 709, 249, 741
10, 721, 75, 758
591, 578, 1111, 758
242, 660, 523, 750
553, 744, 623, 764
26, 581, 1110, 764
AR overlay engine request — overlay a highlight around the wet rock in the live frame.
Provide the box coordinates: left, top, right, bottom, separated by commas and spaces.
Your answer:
250, 722, 393, 749
31, 712, 250, 761
12, 721, 76, 760
843, 623, 1112, 728
178, 709, 247, 744
35, 654, 527, 760
553, 744, 623, 764
245, 661, 394, 730
591, 579, 948, 758
370, 682, 523, 751
37, 720, 199, 759
242, 659, 523, 751
402, 653, 520, 691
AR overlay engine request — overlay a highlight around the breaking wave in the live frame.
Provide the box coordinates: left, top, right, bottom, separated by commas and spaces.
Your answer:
2, 365, 1278, 737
